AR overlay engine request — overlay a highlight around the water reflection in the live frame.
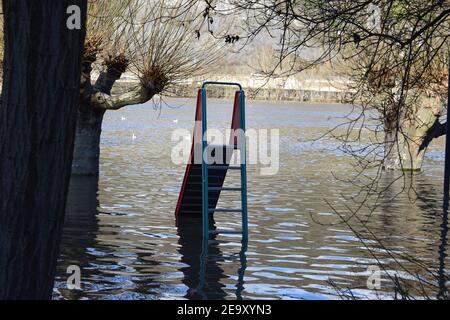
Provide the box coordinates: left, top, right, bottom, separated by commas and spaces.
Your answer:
56, 176, 248, 300
55, 176, 164, 299
177, 216, 225, 299
176, 216, 248, 300
55, 176, 100, 300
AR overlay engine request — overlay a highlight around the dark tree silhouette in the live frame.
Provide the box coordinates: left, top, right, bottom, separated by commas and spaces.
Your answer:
0, 0, 87, 299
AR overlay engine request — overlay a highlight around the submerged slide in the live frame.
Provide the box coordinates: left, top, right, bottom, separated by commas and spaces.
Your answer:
175, 89, 243, 217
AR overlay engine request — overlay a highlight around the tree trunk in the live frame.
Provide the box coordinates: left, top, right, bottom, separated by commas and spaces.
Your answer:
56, 176, 99, 299
383, 96, 443, 171
0, 0, 87, 300
383, 122, 400, 170
72, 104, 105, 176
72, 68, 155, 176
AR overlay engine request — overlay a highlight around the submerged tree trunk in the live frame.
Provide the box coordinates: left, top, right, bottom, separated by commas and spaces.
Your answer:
383, 116, 400, 170
72, 104, 105, 176
383, 96, 443, 171
0, 0, 87, 299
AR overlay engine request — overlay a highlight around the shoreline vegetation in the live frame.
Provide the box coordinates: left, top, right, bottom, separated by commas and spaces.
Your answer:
113, 73, 352, 104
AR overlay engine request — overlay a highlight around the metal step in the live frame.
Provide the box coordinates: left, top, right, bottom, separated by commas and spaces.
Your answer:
209, 208, 243, 213
179, 210, 202, 214
206, 144, 238, 150
209, 229, 242, 235
185, 181, 225, 186
208, 187, 242, 191
208, 165, 241, 170
182, 195, 212, 200
190, 174, 229, 179
181, 202, 216, 207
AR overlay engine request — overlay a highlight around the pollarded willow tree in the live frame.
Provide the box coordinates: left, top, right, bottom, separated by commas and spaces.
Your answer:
214, 0, 450, 173
74, 0, 228, 175
338, 43, 448, 172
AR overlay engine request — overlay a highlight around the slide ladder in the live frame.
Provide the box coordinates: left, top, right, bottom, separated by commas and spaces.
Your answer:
175, 82, 248, 241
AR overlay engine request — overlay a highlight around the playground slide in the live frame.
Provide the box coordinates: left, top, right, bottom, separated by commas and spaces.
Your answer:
175, 90, 241, 217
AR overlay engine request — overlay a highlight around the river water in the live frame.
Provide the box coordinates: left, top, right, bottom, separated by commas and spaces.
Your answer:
53, 98, 449, 300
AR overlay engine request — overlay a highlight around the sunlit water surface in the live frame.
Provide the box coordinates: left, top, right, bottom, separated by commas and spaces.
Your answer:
54, 98, 449, 300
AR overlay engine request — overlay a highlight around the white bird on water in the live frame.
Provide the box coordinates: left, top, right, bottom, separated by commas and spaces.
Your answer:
132, 133, 137, 140
173, 119, 178, 124
121, 116, 127, 121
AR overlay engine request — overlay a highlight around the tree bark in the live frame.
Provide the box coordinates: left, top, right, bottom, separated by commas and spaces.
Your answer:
0, 0, 87, 299
383, 95, 443, 171
72, 104, 105, 176
383, 121, 400, 170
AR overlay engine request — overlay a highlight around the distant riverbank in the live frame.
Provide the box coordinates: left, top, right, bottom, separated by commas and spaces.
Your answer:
170, 84, 348, 103
114, 76, 351, 104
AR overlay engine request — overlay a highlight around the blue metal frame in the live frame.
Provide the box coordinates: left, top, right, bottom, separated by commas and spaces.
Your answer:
202, 81, 243, 91
239, 91, 249, 241
201, 88, 209, 241
200, 81, 248, 242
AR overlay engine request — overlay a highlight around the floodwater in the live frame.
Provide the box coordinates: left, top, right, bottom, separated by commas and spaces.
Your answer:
53, 97, 449, 300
